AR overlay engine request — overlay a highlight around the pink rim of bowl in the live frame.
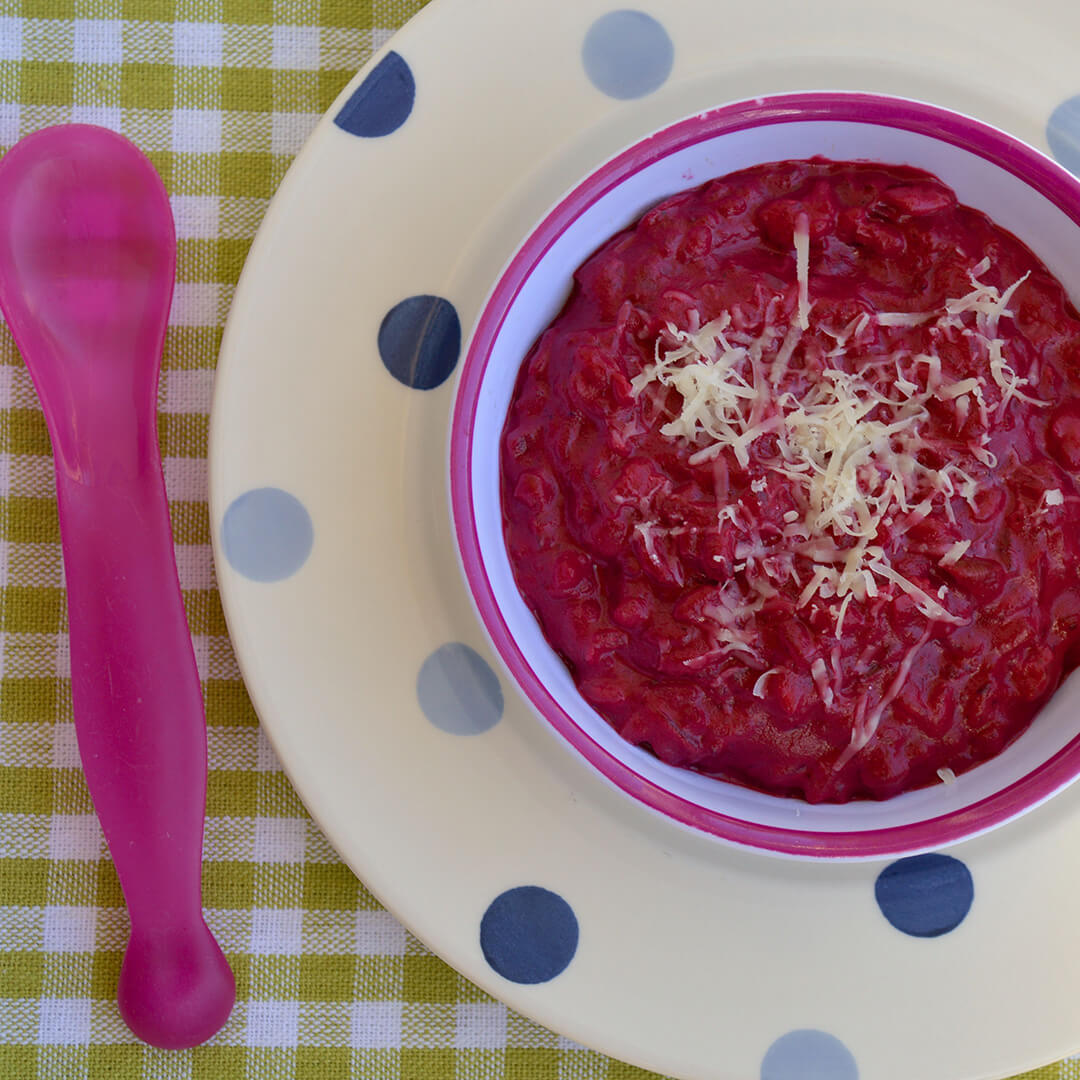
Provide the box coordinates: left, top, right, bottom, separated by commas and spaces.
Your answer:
449, 91, 1080, 859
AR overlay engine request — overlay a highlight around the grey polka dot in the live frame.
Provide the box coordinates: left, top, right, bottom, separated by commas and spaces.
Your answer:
582, 10, 674, 100
417, 643, 503, 735
1048, 95, 1080, 178
222, 487, 313, 583
761, 1030, 859, 1080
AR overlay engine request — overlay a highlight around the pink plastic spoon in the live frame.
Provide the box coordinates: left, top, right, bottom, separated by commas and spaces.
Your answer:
0, 125, 234, 1048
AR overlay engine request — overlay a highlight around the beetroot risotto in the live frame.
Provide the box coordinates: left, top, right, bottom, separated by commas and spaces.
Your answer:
499, 159, 1080, 803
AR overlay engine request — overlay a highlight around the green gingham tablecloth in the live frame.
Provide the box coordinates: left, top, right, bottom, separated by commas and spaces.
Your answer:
0, 3, 1074, 1078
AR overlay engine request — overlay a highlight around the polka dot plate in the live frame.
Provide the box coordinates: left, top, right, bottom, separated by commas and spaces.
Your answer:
210, 3, 1080, 1077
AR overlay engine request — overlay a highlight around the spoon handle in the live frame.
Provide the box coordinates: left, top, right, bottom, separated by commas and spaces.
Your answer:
54, 464, 235, 1049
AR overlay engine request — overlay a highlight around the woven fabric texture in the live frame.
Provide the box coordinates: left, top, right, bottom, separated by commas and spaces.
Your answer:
0, 2, 1073, 1077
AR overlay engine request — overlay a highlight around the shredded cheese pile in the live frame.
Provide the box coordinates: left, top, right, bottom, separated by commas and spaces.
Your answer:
629, 222, 1050, 764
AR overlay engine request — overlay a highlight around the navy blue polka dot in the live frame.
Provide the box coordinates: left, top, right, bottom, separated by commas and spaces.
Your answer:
417, 643, 503, 735
875, 853, 973, 938
1048, 96, 1080, 178
378, 294, 461, 390
480, 886, 578, 984
761, 1030, 858, 1080
582, 10, 674, 100
222, 487, 313, 583
334, 51, 415, 137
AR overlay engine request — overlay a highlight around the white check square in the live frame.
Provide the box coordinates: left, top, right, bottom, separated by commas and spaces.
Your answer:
38, 998, 92, 1046
173, 21, 223, 68
455, 1002, 508, 1050
42, 906, 97, 953
48, 815, 103, 861
72, 20, 122, 65
172, 109, 222, 154
250, 908, 304, 955
0, 19, 23, 63
271, 25, 320, 71
253, 817, 306, 863
351, 1002, 402, 1050
246, 1000, 300, 1048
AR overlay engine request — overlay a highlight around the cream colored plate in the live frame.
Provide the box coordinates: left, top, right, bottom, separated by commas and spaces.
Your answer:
210, 3, 1080, 1076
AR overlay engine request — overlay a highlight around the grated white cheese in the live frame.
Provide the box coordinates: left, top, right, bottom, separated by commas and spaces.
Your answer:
937, 767, 957, 785
939, 378, 981, 400
794, 213, 811, 331
628, 238, 1049, 764
752, 667, 782, 699
1045, 488, 1064, 508
938, 540, 971, 567
877, 311, 935, 327
810, 657, 834, 709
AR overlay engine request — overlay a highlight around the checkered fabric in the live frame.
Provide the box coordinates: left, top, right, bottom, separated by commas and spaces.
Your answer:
0, 2, 1074, 1078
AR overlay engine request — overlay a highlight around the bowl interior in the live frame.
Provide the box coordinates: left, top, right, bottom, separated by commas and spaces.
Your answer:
453, 95, 1080, 857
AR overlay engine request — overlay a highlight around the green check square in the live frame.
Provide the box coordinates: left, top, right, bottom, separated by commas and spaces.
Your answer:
0, 767, 53, 812
0, 952, 45, 998
219, 151, 275, 198
1, 588, 65, 634
507, 1048, 559, 1080
299, 954, 355, 1001
5, 497, 61, 545
203, 859, 257, 909
403, 955, 458, 1004
192, 1047, 247, 1078
180, 587, 228, 637
205, 680, 258, 727
159, 412, 211, 456
89, 950, 122, 997
120, 63, 174, 111
207, 769, 259, 816
0, 1048, 37, 1078
164, 327, 223, 370
297, 1047, 353, 1080
96, 860, 124, 907
0, 859, 50, 906
217, 237, 253, 284
228, 952, 251, 1000
321, 0, 374, 27
222, 0, 274, 24
402, 1049, 455, 1080
23, 0, 75, 17
87, 1044, 143, 1078
221, 67, 274, 112
1, 678, 59, 721
303, 863, 359, 910
121, 0, 178, 20
170, 501, 211, 546
145, 150, 175, 194
6, 409, 52, 456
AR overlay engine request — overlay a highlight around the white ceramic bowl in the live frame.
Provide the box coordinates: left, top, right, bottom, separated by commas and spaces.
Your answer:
450, 92, 1080, 858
